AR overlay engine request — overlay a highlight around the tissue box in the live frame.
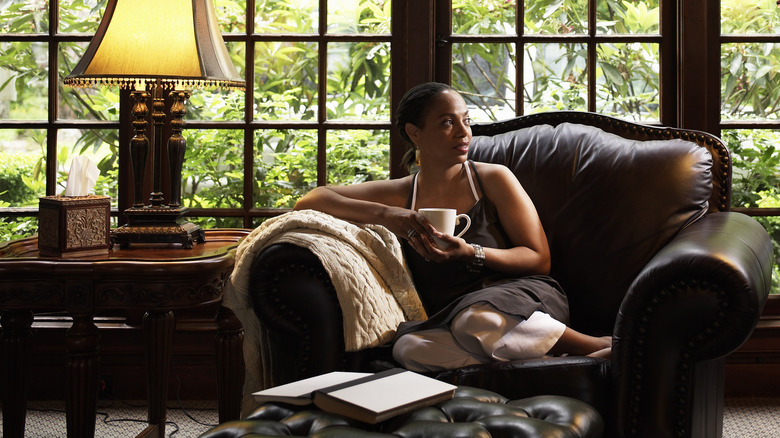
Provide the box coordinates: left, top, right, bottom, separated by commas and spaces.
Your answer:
38, 195, 110, 257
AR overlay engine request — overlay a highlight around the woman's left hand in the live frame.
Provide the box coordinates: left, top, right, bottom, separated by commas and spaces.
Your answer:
408, 229, 471, 263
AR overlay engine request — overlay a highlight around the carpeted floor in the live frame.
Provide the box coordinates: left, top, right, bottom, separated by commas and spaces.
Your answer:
4, 397, 779, 437
722, 398, 780, 438
10, 399, 218, 437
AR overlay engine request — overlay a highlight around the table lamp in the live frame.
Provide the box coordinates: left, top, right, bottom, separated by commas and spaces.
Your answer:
64, 0, 245, 248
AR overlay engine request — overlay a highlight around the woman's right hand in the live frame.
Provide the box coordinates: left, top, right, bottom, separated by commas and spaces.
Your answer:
383, 206, 433, 243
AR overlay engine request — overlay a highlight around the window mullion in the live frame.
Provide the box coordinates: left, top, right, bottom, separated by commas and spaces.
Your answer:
47, 0, 60, 196
318, 0, 328, 187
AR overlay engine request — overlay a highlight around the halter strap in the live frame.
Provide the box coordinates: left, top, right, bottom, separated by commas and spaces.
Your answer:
464, 161, 480, 202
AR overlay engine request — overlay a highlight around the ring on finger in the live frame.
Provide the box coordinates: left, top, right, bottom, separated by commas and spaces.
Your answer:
407, 228, 417, 239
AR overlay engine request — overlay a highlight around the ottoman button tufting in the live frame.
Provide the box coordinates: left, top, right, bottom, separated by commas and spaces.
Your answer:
199, 386, 604, 438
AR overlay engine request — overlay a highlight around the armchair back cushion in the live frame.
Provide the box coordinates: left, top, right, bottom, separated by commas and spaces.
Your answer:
469, 122, 713, 334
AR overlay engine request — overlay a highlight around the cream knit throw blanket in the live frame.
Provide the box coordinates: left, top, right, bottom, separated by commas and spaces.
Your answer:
222, 209, 426, 410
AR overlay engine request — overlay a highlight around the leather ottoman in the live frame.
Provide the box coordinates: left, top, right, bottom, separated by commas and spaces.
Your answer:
199, 386, 603, 437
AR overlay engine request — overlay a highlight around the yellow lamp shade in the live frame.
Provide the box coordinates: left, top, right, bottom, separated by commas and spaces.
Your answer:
64, 0, 244, 90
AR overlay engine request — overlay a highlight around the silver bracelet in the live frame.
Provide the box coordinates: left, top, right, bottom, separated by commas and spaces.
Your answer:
468, 243, 485, 273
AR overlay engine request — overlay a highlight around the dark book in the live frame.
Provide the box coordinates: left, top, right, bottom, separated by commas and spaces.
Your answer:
311, 368, 457, 424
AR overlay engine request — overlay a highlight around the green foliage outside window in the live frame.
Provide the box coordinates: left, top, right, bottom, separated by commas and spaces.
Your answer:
1, 0, 780, 296
452, 0, 661, 122
720, 0, 780, 293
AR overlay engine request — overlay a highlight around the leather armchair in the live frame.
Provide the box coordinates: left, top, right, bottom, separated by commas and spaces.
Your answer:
242, 112, 772, 438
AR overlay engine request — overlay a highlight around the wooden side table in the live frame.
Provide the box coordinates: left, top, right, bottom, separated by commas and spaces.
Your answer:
0, 228, 249, 438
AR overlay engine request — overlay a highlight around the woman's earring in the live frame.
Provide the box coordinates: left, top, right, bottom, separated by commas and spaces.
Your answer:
415, 148, 421, 166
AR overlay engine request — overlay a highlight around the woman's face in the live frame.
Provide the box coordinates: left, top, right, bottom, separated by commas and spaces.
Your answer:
407, 90, 472, 166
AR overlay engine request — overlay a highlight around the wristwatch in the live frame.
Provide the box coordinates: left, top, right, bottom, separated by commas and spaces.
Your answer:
468, 243, 485, 273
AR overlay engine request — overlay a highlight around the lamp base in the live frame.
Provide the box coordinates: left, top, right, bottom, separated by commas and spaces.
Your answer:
111, 206, 205, 249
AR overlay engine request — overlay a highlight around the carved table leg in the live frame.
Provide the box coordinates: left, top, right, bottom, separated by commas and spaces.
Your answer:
1, 310, 34, 438
143, 310, 174, 438
215, 305, 244, 422
65, 311, 100, 438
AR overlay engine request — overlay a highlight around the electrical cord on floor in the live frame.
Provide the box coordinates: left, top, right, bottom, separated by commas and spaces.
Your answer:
26, 403, 181, 437
26, 362, 218, 436
171, 370, 219, 430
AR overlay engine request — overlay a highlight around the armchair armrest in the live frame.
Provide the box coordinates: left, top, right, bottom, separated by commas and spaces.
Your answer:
613, 212, 772, 438
248, 243, 346, 385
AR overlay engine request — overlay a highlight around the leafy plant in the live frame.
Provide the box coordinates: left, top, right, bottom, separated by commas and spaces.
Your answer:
724, 129, 780, 293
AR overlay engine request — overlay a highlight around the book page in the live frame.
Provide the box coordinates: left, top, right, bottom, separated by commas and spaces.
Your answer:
326, 371, 456, 413
253, 371, 372, 400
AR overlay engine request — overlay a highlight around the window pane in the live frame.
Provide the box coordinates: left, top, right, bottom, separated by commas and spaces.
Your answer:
0, 129, 46, 207
256, 0, 318, 34
724, 128, 780, 294
326, 42, 391, 121
182, 129, 244, 208
596, 42, 659, 121
524, 43, 587, 114
724, 129, 780, 209
597, 0, 659, 35
721, 0, 780, 34
453, 42, 516, 122
0, 216, 38, 241
56, 128, 119, 204
190, 215, 244, 230
188, 89, 245, 122
59, 41, 120, 121
721, 43, 780, 121
0, 0, 48, 33
0, 42, 48, 120
188, 42, 246, 122
524, 0, 586, 35
326, 129, 389, 185
254, 129, 317, 208
255, 41, 318, 121
59, 0, 103, 34
453, 0, 516, 35
215, 0, 246, 33
328, 0, 391, 34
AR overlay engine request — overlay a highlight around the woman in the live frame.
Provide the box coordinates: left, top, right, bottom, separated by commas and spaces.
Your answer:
294, 82, 610, 371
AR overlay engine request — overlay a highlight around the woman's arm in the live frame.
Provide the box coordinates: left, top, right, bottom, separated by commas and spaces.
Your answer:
293, 177, 426, 239
479, 163, 550, 275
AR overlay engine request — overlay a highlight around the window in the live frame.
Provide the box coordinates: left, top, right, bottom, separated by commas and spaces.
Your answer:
443, 1, 663, 123
0, 0, 118, 238
0, 0, 778, 297
719, 0, 780, 293
0, 0, 392, 235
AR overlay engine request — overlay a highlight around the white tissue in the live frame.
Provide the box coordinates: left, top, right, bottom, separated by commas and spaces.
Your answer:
64, 156, 100, 196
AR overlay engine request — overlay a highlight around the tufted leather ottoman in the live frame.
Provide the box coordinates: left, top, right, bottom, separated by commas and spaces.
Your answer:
199, 386, 603, 438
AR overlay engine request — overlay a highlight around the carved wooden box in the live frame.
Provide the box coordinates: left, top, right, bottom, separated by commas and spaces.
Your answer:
38, 195, 110, 257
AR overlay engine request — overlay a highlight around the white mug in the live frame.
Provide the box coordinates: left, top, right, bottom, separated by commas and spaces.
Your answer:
418, 208, 471, 248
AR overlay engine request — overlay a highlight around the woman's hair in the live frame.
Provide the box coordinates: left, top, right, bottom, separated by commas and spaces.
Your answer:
396, 82, 457, 171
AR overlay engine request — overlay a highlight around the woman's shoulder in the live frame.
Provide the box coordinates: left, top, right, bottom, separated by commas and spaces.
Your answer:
472, 161, 516, 181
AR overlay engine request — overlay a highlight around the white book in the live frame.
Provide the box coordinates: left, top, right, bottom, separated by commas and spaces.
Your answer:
252, 371, 372, 405
312, 368, 457, 424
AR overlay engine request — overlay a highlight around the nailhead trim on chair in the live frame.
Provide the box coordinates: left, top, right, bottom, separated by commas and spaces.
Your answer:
269, 262, 340, 379
625, 279, 727, 438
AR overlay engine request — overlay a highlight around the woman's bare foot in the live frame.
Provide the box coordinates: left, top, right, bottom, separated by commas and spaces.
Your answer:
587, 346, 612, 359
549, 330, 612, 357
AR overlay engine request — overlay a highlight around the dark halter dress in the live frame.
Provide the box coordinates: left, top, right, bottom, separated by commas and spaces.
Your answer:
394, 161, 569, 339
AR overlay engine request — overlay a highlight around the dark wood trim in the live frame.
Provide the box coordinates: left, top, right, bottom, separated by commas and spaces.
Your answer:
390, 0, 436, 178
26, 310, 222, 401
677, 0, 721, 134
725, 309, 780, 396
